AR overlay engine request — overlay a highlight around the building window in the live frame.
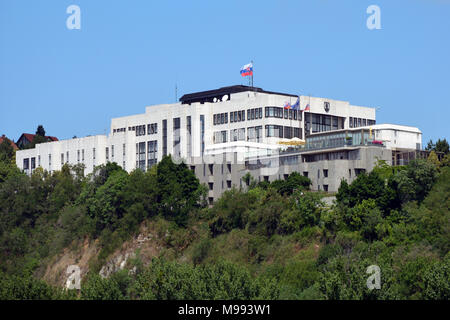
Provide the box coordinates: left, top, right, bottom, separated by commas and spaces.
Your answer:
66, 151, 69, 163
213, 113, 228, 125
111, 145, 114, 159
148, 123, 157, 135
123, 144, 126, 156
214, 130, 228, 144
187, 116, 192, 157
323, 169, 328, 177
77, 150, 80, 162
147, 140, 158, 168
265, 125, 283, 138
82, 149, 85, 161
303, 171, 308, 177
23, 158, 29, 170
173, 117, 181, 158
323, 185, 329, 192
230, 128, 246, 141
162, 119, 167, 157
284, 126, 293, 139
61, 153, 64, 165
265, 106, 284, 119
208, 182, 213, 190
49, 154, 51, 167
200, 115, 205, 155
136, 142, 146, 171
227, 180, 231, 188
38, 155, 41, 167
135, 125, 146, 136
208, 164, 213, 175
106, 147, 109, 161
93, 148, 96, 160
31, 157, 35, 170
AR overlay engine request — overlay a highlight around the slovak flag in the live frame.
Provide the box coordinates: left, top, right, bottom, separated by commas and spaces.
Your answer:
240, 63, 253, 77
283, 102, 291, 109
303, 104, 310, 111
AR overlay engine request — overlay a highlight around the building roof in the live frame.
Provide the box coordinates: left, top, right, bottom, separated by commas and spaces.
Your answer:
19, 133, 59, 143
364, 124, 422, 134
179, 85, 298, 104
0, 135, 18, 150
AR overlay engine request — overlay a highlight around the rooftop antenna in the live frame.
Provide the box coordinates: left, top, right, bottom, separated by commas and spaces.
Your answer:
175, 83, 178, 102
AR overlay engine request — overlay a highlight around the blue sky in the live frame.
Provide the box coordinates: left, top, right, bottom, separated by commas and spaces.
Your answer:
1, 0, 449, 144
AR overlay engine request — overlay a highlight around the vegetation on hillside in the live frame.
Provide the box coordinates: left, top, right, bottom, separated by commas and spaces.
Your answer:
0, 136, 449, 300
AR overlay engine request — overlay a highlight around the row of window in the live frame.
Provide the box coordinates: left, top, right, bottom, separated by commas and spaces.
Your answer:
304, 113, 345, 133
265, 125, 301, 139
247, 108, 263, 121
25, 144, 126, 169
214, 107, 300, 126
213, 125, 302, 143
213, 113, 229, 125
113, 123, 157, 136
265, 107, 301, 120
349, 117, 376, 128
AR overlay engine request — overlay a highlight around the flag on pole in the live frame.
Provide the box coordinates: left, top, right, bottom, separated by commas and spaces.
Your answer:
240, 63, 253, 77
291, 97, 300, 110
283, 102, 292, 109
303, 104, 310, 112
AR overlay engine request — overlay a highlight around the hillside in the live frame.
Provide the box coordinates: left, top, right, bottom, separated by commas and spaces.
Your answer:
0, 138, 449, 299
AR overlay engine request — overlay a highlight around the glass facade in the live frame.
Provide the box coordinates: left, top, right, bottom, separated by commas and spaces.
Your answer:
305, 129, 381, 151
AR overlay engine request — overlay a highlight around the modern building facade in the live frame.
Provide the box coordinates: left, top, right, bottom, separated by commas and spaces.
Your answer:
15, 85, 423, 202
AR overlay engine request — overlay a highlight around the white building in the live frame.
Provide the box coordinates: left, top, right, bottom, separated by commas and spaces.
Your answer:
16, 85, 377, 175
15, 85, 426, 200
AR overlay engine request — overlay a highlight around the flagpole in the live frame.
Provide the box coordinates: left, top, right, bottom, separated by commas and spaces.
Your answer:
251, 60, 254, 87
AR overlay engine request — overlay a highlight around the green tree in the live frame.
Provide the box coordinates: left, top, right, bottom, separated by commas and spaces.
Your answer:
156, 155, 204, 226
279, 191, 324, 234
86, 170, 129, 233
0, 137, 14, 162
36, 125, 46, 137
428, 151, 440, 167
434, 138, 449, 155
81, 274, 123, 300
422, 255, 450, 300
270, 172, 311, 196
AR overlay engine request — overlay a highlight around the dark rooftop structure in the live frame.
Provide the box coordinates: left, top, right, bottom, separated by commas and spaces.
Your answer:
179, 85, 298, 105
